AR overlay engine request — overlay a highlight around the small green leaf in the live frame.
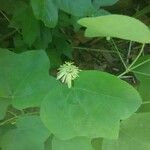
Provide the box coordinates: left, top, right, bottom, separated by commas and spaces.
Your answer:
0, 116, 50, 150
52, 137, 93, 150
33, 25, 52, 49
10, 5, 40, 46
102, 113, 150, 150
0, 48, 58, 109
31, 0, 58, 28
40, 71, 142, 140
78, 15, 150, 43
47, 48, 62, 69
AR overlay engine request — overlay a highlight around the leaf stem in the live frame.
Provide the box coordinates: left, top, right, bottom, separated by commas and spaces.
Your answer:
132, 70, 150, 76
111, 39, 127, 69
128, 44, 145, 69
130, 58, 150, 70
118, 44, 145, 78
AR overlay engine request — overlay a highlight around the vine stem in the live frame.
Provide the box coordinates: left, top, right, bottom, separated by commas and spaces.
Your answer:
118, 44, 145, 78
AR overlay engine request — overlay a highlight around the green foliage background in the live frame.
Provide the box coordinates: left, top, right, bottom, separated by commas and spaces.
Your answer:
0, 0, 150, 150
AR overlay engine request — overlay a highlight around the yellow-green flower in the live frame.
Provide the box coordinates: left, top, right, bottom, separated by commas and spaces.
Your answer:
57, 62, 81, 88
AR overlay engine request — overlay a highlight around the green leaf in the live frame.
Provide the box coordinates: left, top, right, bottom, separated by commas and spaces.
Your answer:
102, 113, 150, 150
53, 37, 73, 59
132, 55, 150, 102
93, 0, 119, 8
0, 98, 10, 120
0, 116, 50, 150
52, 137, 93, 150
54, 0, 93, 17
40, 71, 142, 140
0, 48, 58, 109
47, 48, 62, 69
10, 6, 40, 46
31, 0, 58, 28
33, 25, 52, 49
78, 15, 150, 43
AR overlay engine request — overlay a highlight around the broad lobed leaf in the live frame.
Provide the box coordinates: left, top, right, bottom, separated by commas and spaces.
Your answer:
0, 48, 58, 110
40, 70, 142, 140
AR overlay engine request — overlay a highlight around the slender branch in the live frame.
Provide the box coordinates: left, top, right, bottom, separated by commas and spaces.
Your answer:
73, 46, 117, 53
111, 39, 127, 69
0, 10, 10, 22
0, 116, 17, 126
118, 44, 145, 78
128, 44, 145, 69
126, 41, 132, 64
132, 70, 150, 76
0, 10, 21, 34
130, 58, 150, 70
7, 111, 18, 117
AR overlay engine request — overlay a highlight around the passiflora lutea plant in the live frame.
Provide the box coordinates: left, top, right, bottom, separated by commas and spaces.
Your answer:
0, 4, 150, 150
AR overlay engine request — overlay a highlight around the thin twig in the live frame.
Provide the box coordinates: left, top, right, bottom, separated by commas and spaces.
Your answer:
0, 10, 21, 34
128, 44, 145, 69
118, 44, 145, 78
130, 58, 150, 70
0, 116, 17, 126
132, 71, 150, 76
73, 46, 117, 53
0, 10, 10, 22
111, 39, 127, 69
126, 41, 132, 64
